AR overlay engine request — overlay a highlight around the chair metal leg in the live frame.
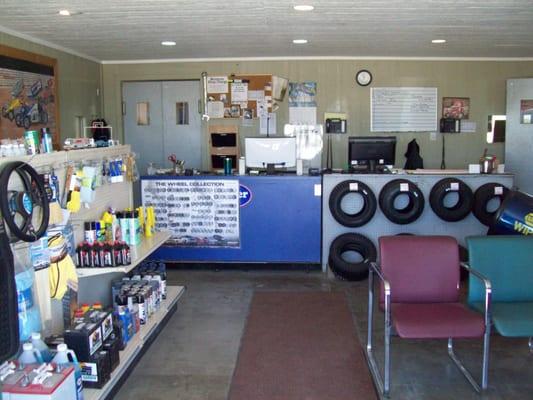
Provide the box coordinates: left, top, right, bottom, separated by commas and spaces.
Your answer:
447, 333, 490, 392
529, 337, 532, 353
366, 266, 392, 397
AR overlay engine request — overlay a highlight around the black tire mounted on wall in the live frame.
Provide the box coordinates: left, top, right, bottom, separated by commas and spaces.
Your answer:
378, 179, 425, 224
329, 233, 377, 281
329, 180, 377, 227
429, 178, 473, 222
473, 182, 510, 226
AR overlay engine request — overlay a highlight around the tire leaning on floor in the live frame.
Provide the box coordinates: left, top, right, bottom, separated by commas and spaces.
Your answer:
473, 182, 510, 226
329, 233, 377, 281
429, 178, 474, 222
328, 180, 377, 227
378, 179, 425, 224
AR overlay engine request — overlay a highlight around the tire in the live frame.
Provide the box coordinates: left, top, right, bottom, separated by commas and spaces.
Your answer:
23, 116, 31, 129
329, 180, 377, 227
329, 233, 377, 281
429, 178, 473, 222
379, 179, 425, 224
473, 183, 509, 226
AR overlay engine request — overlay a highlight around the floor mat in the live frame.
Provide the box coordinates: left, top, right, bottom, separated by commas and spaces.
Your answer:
228, 291, 377, 400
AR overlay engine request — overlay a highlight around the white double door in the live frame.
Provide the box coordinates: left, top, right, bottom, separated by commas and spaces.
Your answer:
123, 80, 201, 203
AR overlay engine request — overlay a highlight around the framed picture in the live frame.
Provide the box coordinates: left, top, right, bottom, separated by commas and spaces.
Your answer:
442, 97, 470, 119
0, 44, 59, 146
520, 100, 533, 124
230, 104, 241, 118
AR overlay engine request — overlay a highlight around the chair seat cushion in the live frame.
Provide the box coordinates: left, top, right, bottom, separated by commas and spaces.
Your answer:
392, 303, 485, 339
470, 301, 533, 337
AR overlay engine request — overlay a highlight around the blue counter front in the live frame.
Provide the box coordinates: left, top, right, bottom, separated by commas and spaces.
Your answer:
142, 175, 322, 263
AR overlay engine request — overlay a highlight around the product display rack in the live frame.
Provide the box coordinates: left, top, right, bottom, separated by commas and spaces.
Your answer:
76, 231, 172, 277
83, 285, 185, 400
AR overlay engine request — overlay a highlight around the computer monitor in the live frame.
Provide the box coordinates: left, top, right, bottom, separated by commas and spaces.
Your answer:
348, 136, 396, 172
245, 137, 297, 170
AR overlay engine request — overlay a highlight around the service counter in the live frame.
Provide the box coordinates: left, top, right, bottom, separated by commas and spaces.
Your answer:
141, 174, 322, 264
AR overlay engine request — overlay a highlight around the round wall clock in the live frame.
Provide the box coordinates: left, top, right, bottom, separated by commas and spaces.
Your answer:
356, 70, 372, 86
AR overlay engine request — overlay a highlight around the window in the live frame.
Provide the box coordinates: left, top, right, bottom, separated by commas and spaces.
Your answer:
176, 102, 189, 125
136, 102, 150, 125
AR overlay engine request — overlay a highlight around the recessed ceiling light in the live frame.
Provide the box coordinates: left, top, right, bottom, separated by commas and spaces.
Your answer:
294, 5, 314, 11
293, 39, 308, 44
431, 39, 446, 44
58, 10, 71, 16
161, 41, 176, 46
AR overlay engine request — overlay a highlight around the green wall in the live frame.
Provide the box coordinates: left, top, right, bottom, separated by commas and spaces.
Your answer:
103, 59, 533, 170
0, 32, 102, 142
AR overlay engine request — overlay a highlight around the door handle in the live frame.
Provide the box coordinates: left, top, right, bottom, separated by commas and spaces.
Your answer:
122, 101, 126, 115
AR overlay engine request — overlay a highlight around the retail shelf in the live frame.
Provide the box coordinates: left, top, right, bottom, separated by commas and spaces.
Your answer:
76, 231, 171, 278
83, 285, 185, 400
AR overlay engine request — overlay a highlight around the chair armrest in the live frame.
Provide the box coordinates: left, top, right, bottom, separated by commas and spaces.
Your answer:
369, 262, 391, 296
461, 262, 492, 326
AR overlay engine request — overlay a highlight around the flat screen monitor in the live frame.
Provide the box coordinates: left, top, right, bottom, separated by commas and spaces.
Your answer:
348, 136, 396, 171
245, 137, 297, 169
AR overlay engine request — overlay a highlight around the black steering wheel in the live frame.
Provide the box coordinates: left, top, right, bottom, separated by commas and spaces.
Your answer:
0, 161, 49, 242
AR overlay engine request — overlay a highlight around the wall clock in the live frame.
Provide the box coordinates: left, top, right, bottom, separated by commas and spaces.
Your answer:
356, 69, 372, 86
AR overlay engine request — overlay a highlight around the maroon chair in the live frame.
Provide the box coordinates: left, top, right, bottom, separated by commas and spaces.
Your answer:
366, 235, 491, 396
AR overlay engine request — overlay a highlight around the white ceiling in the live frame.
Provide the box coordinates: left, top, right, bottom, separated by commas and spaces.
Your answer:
1, 0, 533, 62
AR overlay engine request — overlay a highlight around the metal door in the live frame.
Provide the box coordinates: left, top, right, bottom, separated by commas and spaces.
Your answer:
506, 79, 533, 194
162, 81, 202, 169
123, 81, 164, 204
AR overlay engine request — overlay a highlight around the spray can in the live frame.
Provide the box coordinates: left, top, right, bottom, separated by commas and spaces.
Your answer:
40, 128, 53, 153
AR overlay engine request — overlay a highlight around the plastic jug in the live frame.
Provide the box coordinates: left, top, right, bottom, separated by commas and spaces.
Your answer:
14, 254, 42, 341
52, 343, 84, 400
17, 342, 43, 366
31, 332, 53, 363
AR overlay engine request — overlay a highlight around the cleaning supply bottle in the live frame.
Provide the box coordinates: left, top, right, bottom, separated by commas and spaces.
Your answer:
17, 342, 43, 367
31, 332, 53, 363
52, 343, 84, 400
14, 252, 42, 341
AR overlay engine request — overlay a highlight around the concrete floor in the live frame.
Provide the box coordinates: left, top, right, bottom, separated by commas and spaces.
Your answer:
114, 269, 533, 400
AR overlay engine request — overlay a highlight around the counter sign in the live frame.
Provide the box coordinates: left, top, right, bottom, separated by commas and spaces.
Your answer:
239, 185, 252, 207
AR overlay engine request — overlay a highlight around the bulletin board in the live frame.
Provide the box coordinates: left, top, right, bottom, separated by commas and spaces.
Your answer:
206, 74, 272, 119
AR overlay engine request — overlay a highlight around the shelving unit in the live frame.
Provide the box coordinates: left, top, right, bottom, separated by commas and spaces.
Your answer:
208, 124, 239, 172
76, 231, 171, 277
83, 285, 185, 400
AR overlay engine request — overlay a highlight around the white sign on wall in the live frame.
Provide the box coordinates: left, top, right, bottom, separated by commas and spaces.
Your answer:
141, 179, 240, 248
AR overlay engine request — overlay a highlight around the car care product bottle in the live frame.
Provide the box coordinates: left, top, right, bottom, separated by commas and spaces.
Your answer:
31, 332, 53, 363
52, 343, 84, 400
18, 342, 43, 367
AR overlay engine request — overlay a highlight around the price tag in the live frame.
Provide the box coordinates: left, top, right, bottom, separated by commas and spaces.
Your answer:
450, 182, 459, 191
349, 183, 359, 191
400, 183, 409, 192
314, 184, 322, 197
494, 186, 503, 195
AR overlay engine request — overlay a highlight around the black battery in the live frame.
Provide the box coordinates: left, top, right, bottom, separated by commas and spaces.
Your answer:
103, 334, 121, 372
64, 320, 103, 361
85, 309, 114, 341
80, 350, 111, 389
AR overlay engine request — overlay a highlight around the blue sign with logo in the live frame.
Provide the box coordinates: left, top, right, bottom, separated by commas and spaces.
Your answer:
239, 184, 252, 207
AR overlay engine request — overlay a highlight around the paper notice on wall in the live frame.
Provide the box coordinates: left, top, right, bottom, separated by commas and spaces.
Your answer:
257, 100, 269, 117
248, 90, 265, 101
289, 107, 317, 125
141, 179, 240, 248
460, 120, 477, 133
231, 82, 248, 103
207, 76, 228, 93
207, 101, 224, 118
260, 113, 277, 135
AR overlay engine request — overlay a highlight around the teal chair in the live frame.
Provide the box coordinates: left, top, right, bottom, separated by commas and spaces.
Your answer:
465, 236, 533, 350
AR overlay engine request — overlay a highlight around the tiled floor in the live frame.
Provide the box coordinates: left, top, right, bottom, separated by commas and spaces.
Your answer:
114, 270, 533, 400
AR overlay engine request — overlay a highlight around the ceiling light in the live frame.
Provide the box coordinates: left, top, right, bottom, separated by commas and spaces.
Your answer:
161, 41, 176, 46
58, 10, 71, 16
293, 39, 308, 44
431, 39, 446, 44
294, 5, 314, 11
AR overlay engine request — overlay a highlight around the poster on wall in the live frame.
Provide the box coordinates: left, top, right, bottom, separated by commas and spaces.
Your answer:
288, 81, 317, 124
0, 53, 57, 141
520, 99, 533, 124
141, 179, 240, 248
442, 97, 470, 119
